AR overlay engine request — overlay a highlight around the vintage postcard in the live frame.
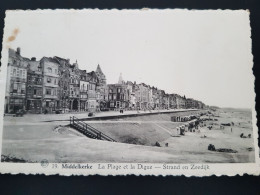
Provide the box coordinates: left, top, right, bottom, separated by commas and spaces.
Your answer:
0, 9, 259, 176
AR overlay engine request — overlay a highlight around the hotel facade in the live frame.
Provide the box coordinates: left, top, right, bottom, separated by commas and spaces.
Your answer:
4, 48, 207, 114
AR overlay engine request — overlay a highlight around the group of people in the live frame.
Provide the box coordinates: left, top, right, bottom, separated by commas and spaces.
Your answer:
176, 118, 202, 136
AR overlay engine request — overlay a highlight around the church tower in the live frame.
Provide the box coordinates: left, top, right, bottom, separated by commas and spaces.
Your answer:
118, 73, 124, 84
73, 60, 79, 69
95, 64, 106, 85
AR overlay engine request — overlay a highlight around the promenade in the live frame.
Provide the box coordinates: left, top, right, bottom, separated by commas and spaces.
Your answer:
18, 108, 199, 122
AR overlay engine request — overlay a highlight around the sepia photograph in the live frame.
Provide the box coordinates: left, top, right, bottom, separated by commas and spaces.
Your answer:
0, 9, 258, 176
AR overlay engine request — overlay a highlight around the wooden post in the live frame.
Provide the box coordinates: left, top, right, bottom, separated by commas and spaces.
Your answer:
97, 132, 101, 140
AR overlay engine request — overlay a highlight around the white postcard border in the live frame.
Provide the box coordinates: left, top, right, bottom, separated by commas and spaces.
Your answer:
0, 9, 259, 176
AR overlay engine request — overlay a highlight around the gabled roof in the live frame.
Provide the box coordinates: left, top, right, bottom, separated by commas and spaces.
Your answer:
86, 71, 98, 82
79, 69, 87, 76
27, 61, 41, 74
53, 56, 69, 63
139, 82, 149, 87
126, 81, 133, 85
53, 56, 71, 67
9, 48, 30, 62
40, 56, 60, 64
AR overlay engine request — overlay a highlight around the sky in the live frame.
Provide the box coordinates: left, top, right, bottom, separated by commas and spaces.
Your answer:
2, 9, 254, 108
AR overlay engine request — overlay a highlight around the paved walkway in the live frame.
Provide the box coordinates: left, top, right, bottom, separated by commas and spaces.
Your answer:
3, 108, 200, 123
43, 108, 199, 122
4, 109, 200, 126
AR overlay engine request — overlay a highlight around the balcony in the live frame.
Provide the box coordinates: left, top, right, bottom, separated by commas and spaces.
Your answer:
10, 93, 25, 98
32, 95, 42, 99
45, 83, 59, 88
44, 72, 59, 78
11, 77, 26, 83
80, 90, 88, 94
70, 83, 80, 87
44, 94, 58, 99
69, 94, 80, 98
28, 81, 43, 86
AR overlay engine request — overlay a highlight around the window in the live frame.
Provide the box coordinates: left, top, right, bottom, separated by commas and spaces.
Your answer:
13, 83, 18, 93
109, 95, 112, 100
109, 89, 112, 93
46, 89, 52, 95
47, 77, 51, 83
117, 88, 121, 93
37, 90, 42, 96
28, 87, 32, 94
13, 99, 23, 104
34, 89, 37, 95
47, 67, 52, 73
21, 84, 25, 94
54, 79, 57, 85
13, 69, 16, 76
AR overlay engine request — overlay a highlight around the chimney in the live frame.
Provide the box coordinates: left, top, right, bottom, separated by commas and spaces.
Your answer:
31, 57, 36, 61
16, 47, 21, 55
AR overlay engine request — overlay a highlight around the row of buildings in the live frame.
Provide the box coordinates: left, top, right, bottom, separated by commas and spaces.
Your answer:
4, 48, 207, 114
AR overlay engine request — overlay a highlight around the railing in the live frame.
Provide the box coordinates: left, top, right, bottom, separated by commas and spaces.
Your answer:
70, 116, 116, 142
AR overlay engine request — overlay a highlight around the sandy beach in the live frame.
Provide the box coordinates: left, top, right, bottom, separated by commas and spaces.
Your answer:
1, 108, 255, 163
